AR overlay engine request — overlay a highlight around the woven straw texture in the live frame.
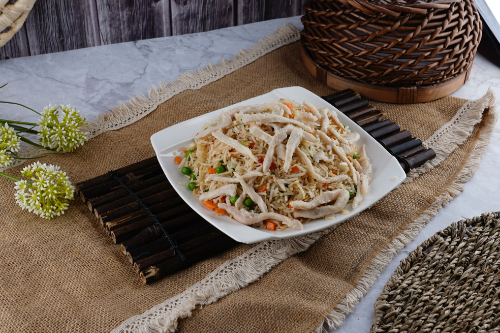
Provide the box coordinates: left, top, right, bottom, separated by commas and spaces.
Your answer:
371, 211, 500, 333
0, 0, 36, 47
301, 0, 482, 86
0, 26, 496, 333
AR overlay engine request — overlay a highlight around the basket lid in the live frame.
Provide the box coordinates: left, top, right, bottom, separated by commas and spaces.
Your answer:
346, 0, 462, 17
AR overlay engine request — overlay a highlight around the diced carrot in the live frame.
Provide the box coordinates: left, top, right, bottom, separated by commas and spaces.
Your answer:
203, 200, 218, 210
308, 132, 314, 135
292, 165, 299, 173
208, 168, 216, 174
249, 141, 255, 149
220, 196, 226, 203
258, 185, 267, 192
231, 149, 236, 152
288, 114, 295, 119
258, 156, 264, 163
215, 208, 226, 216
283, 102, 294, 112
332, 170, 337, 175
269, 162, 277, 171
266, 221, 277, 231
184, 150, 187, 153
174, 156, 181, 164
288, 200, 293, 208
323, 183, 329, 187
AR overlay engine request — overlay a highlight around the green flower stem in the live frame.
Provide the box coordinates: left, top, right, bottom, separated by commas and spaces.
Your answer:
20, 137, 56, 151
0, 101, 41, 115
7, 124, 38, 135
0, 171, 20, 182
0, 119, 37, 126
0, 83, 7, 89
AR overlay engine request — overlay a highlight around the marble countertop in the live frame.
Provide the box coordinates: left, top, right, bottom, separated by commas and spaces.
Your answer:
1, 16, 499, 333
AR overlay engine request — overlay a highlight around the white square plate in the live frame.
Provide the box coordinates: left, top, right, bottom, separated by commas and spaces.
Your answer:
151, 86, 406, 244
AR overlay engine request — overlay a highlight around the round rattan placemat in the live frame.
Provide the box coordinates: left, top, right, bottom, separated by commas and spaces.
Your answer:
371, 212, 500, 333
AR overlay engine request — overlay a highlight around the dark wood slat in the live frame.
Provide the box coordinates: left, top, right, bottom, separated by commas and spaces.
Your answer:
263, 0, 302, 20
24, 0, 100, 56
0, 26, 30, 60
238, 0, 303, 25
170, 0, 234, 36
237, 0, 265, 25
96, 0, 171, 45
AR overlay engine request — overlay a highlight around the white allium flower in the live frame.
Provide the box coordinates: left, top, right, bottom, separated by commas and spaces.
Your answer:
14, 162, 75, 219
37, 104, 88, 152
0, 123, 20, 168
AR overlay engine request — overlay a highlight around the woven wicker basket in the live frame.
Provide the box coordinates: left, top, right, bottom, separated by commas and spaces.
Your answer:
301, 0, 482, 103
0, 0, 36, 48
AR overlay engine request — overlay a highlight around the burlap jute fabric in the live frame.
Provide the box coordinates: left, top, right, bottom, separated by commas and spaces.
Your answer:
0, 25, 496, 333
371, 212, 500, 332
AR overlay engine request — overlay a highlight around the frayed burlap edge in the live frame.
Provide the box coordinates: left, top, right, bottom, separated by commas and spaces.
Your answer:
4, 22, 300, 172
404, 88, 496, 183
313, 92, 497, 333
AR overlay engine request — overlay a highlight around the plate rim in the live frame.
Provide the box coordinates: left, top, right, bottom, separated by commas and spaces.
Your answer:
151, 86, 406, 244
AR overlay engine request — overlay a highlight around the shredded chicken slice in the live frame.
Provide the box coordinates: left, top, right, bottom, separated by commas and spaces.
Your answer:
341, 143, 354, 155
218, 203, 302, 230
297, 112, 318, 122
358, 145, 372, 181
249, 124, 272, 143
295, 148, 350, 184
226, 105, 257, 117
263, 129, 287, 172
327, 109, 345, 131
293, 190, 349, 219
212, 130, 257, 162
327, 126, 360, 145
281, 125, 319, 143
199, 184, 237, 202
303, 101, 321, 118
313, 150, 329, 164
206, 171, 264, 183
276, 143, 286, 160
319, 108, 330, 132
290, 189, 343, 210
282, 128, 304, 172
234, 174, 268, 213
352, 173, 369, 209
317, 130, 358, 184
241, 114, 313, 132
196, 111, 232, 139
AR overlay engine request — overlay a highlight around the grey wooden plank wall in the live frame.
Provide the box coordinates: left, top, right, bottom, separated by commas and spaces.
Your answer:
1, 0, 307, 60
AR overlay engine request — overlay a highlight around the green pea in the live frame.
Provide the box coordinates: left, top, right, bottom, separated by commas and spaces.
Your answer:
215, 165, 225, 174
243, 198, 254, 207
349, 192, 355, 200
229, 195, 240, 204
188, 182, 196, 191
353, 154, 359, 159
181, 167, 192, 175
186, 150, 194, 156
190, 173, 197, 180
